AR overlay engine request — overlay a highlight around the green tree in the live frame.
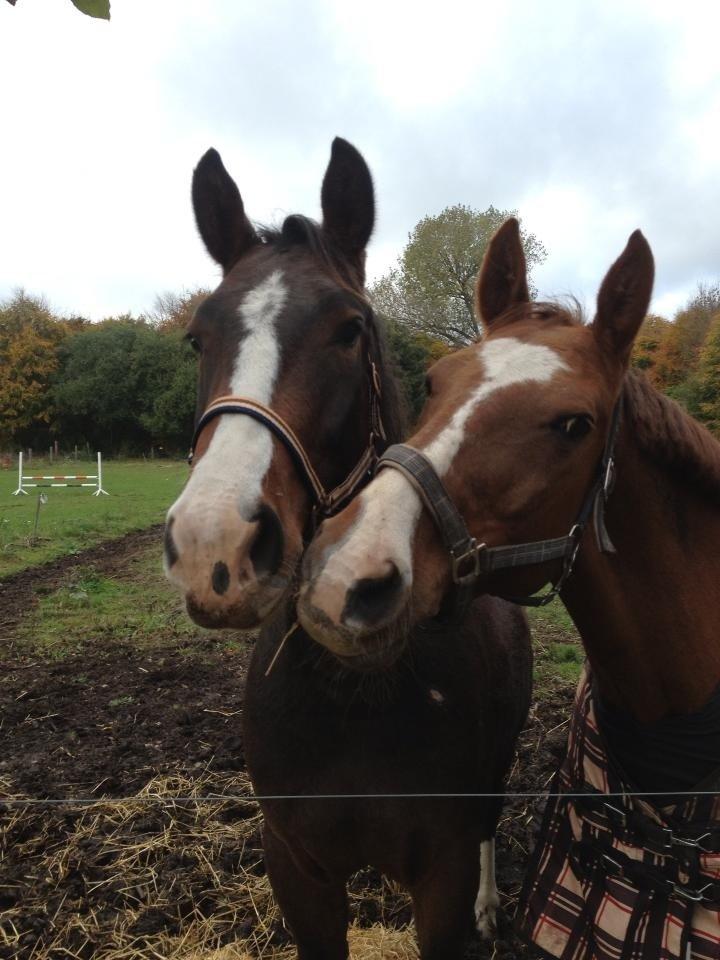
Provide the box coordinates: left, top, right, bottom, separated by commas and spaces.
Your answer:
371, 205, 547, 346
134, 327, 197, 450
51, 317, 197, 453
51, 317, 143, 451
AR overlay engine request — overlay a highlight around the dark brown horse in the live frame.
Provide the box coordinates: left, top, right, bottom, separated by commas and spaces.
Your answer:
299, 221, 720, 955
165, 141, 532, 959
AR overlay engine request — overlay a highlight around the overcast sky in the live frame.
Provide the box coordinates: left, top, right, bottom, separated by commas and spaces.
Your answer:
1, 0, 718, 322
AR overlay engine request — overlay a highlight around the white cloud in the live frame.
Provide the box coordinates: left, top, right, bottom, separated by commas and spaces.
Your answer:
0, 0, 718, 322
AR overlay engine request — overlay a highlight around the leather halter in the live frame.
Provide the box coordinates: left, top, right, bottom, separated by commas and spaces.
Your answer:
376, 395, 623, 611
187, 352, 387, 522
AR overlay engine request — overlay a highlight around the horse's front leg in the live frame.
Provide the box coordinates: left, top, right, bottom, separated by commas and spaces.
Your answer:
474, 836, 501, 940
410, 836, 479, 960
262, 824, 349, 960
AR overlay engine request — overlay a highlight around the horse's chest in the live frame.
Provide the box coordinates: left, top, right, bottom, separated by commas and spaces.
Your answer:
243, 648, 485, 796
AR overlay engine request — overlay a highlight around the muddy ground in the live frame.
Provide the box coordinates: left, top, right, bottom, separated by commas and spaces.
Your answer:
0, 529, 574, 959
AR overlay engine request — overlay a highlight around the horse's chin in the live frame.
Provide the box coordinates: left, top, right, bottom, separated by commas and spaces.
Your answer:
299, 601, 409, 672
332, 635, 407, 673
185, 583, 288, 631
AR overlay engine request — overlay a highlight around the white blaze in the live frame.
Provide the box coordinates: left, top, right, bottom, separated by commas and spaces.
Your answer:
424, 338, 570, 472
169, 270, 287, 526
319, 338, 569, 593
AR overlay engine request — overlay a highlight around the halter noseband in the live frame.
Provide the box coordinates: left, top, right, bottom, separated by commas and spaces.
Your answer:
187, 352, 387, 522
376, 395, 623, 612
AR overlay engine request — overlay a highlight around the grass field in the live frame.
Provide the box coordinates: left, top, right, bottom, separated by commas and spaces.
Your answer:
2, 452, 584, 682
12, 534, 583, 683
12, 551, 234, 661
0, 458, 188, 577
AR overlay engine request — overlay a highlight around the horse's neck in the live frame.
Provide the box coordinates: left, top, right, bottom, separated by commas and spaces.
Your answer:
563, 433, 720, 724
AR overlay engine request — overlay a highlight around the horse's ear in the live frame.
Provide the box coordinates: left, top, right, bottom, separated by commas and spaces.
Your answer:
475, 218, 529, 330
593, 230, 654, 361
321, 137, 375, 278
191, 148, 257, 274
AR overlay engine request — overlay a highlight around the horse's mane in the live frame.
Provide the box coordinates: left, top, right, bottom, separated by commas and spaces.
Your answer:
258, 214, 406, 445
511, 301, 720, 502
489, 299, 583, 332
623, 371, 720, 503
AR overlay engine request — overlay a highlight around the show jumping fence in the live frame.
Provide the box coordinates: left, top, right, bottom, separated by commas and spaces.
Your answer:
12, 451, 108, 496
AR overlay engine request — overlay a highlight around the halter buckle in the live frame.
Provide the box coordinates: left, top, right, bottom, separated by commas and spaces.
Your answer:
451, 540, 484, 585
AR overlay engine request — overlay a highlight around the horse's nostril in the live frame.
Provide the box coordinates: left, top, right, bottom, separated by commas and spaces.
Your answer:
342, 564, 403, 628
212, 560, 230, 595
249, 504, 284, 577
164, 516, 179, 568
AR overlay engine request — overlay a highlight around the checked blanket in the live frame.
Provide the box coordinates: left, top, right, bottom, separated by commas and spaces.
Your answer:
517, 667, 720, 960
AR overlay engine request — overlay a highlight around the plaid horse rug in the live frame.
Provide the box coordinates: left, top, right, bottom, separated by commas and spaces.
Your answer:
517, 667, 720, 960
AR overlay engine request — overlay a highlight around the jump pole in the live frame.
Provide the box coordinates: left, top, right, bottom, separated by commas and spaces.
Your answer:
93, 451, 109, 496
12, 452, 28, 495
12, 452, 109, 496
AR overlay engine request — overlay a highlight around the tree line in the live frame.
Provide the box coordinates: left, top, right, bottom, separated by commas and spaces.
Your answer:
2, 204, 718, 455
0, 289, 203, 456
633, 283, 720, 433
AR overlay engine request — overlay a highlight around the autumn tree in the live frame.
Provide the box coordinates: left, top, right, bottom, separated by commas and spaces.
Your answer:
653, 283, 720, 390
694, 315, 720, 432
371, 205, 547, 346
149, 288, 210, 333
0, 290, 72, 447
631, 314, 672, 382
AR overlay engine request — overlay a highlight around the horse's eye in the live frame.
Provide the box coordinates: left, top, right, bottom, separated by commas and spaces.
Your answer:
335, 319, 363, 348
555, 414, 593, 440
186, 334, 201, 354
425, 375, 434, 396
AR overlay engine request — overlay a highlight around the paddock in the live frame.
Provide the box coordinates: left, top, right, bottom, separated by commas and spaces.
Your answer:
0, 525, 575, 960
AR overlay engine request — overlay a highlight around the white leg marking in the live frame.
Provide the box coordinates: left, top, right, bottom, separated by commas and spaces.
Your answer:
475, 837, 500, 940
316, 337, 569, 585
169, 270, 287, 529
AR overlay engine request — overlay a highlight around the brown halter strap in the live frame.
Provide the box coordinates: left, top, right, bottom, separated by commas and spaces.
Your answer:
187, 353, 387, 521
376, 395, 623, 611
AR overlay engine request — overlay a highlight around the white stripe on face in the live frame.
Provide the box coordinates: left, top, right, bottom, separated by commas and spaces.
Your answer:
318, 338, 569, 592
170, 270, 287, 525
423, 337, 570, 472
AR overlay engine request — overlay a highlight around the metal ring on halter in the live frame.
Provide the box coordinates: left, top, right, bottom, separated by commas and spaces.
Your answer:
375, 394, 624, 611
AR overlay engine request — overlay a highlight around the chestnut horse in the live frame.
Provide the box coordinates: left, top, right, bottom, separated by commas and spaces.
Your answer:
165, 142, 532, 959
299, 220, 720, 956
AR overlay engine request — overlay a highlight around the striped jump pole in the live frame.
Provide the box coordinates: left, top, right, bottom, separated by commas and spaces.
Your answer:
12, 452, 109, 495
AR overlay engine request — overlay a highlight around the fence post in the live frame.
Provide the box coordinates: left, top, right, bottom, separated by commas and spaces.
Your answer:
93, 452, 109, 496
12, 452, 28, 495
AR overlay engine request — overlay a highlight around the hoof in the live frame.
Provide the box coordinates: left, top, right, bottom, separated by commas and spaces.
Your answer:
474, 896, 499, 940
